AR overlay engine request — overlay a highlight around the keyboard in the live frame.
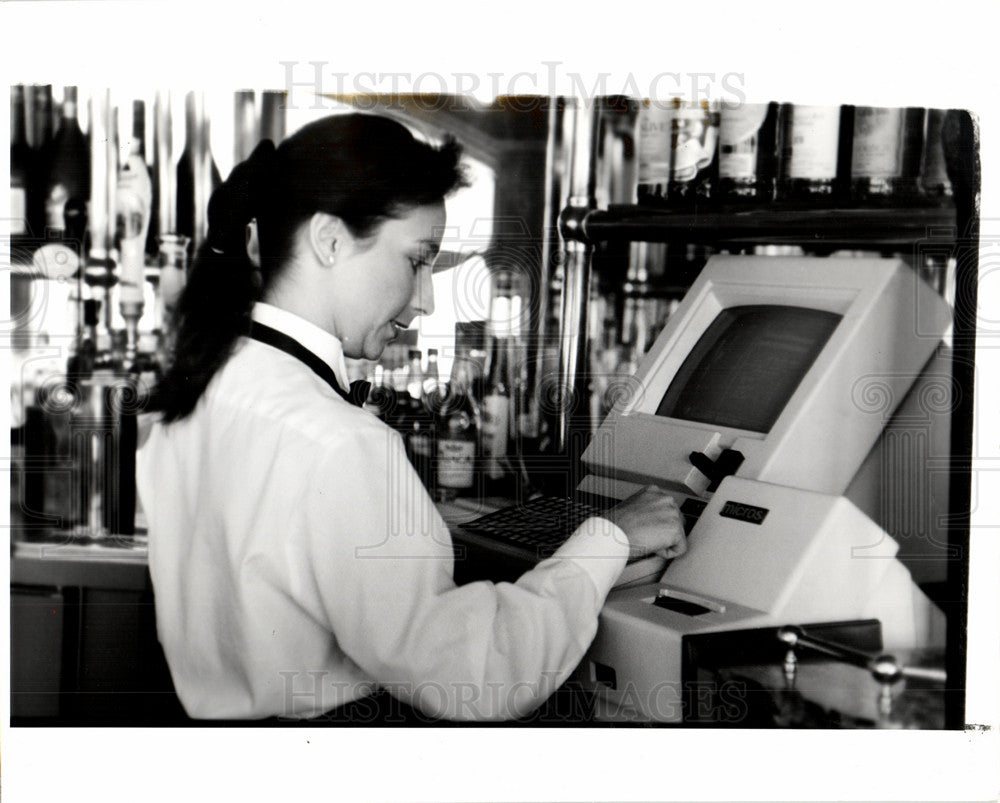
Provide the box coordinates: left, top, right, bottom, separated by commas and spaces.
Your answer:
460, 494, 708, 563
460, 496, 613, 560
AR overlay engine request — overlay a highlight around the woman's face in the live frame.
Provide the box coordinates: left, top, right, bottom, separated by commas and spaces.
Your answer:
329, 201, 446, 361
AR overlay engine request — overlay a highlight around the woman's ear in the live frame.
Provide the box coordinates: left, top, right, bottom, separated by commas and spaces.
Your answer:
307, 212, 343, 267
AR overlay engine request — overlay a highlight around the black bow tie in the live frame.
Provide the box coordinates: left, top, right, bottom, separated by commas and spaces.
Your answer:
347, 379, 373, 407
248, 321, 370, 407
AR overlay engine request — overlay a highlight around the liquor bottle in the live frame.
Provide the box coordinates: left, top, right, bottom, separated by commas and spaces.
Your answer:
393, 349, 431, 489
29, 84, 54, 150
435, 357, 480, 502
482, 291, 514, 484
383, 347, 417, 435
23, 85, 52, 240
407, 354, 437, 493
261, 90, 286, 144
422, 348, 443, 400
404, 349, 423, 406
717, 101, 779, 202
40, 86, 90, 239
635, 99, 673, 202
85, 89, 117, 274
920, 109, 953, 202
118, 102, 153, 288
455, 321, 487, 400
777, 104, 844, 202
176, 91, 222, 253
10, 85, 33, 246
850, 107, 925, 201
667, 99, 720, 204
128, 99, 161, 259
233, 90, 258, 164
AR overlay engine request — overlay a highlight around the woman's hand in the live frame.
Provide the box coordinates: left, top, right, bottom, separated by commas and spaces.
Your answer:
606, 485, 687, 561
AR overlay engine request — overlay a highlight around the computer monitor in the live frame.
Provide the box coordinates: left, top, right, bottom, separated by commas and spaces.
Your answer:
574, 256, 954, 722
580, 255, 952, 500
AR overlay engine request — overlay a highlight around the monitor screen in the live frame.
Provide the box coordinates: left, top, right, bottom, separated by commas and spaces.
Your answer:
655, 305, 843, 433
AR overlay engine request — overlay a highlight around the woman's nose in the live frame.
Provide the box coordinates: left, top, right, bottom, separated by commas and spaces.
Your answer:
411, 265, 435, 317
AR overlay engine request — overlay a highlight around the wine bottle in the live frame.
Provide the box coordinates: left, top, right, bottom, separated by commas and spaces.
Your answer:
718, 101, 779, 202
777, 104, 843, 201
850, 107, 925, 201
261, 90, 287, 144
40, 86, 90, 240
435, 357, 480, 502
10, 84, 33, 245
176, 91, 221, 253
920, 109, 953, 202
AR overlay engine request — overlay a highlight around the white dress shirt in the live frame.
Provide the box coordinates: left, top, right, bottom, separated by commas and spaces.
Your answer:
136, 302, 629, 721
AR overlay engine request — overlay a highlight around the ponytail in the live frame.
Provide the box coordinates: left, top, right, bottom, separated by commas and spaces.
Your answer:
150, 140, 276, 422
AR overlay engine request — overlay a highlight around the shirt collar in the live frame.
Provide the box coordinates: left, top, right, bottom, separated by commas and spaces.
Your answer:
250, 302, 352, 391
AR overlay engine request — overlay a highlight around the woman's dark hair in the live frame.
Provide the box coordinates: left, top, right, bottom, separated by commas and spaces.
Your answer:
151, 113, 467, 422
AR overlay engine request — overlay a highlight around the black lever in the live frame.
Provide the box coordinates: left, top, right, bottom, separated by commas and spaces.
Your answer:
688, 448, 745, 492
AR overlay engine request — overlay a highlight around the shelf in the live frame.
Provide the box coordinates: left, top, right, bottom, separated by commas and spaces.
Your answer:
568, 203, 957, 250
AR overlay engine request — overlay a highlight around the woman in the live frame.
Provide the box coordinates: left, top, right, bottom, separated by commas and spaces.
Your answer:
137, 113, 686, 722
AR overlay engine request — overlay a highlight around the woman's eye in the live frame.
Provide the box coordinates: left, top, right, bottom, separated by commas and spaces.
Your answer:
409, 257, 427, 273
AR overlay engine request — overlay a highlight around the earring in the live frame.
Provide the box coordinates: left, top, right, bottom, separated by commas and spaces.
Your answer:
328, 255, 335, 265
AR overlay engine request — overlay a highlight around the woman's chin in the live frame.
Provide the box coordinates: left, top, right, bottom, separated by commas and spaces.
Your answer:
362, 336, 390, 362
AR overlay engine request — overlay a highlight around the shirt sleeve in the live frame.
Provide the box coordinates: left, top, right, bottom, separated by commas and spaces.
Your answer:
298, 424, 628, 721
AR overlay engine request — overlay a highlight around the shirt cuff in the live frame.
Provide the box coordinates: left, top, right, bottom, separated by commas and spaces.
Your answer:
551, 516, 630, 594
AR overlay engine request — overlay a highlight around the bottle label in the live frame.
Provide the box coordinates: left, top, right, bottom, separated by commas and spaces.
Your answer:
719, 104, 769, 180
481, 394, 510, 479
670, 104, 716, 183
636, 103, 673, 185
437, 439, 475, 488
851, 107, 904, 178
10, 188, 27, 235
787, 106, 840, 180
